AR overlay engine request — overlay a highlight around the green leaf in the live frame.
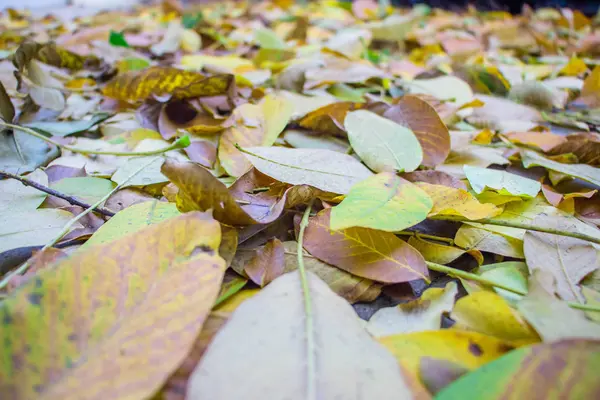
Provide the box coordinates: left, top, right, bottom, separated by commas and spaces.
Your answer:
118, 57, 151, 72
331, 173, 432, 231
254, 28, 287, 49
475, 262, 528, 303
435, 339, 600, 400
0, 130, 59, 175
0, 169, 48, 213
182, 12, 203, 29
51, 177, 116, 205
24, 113, 111, 137
109, 30, 130, 48
345, 110, 423, 173
81, 201, 180, 249
464, 165, 541, 198
0, 209, 77, 253
522, 149, 600, 187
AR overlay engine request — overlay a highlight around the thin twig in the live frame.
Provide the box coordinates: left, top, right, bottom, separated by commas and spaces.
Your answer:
429, 215, 600, 245
0, 157, 160, 290
0, 121, 190, 156
425, 261, 600, 313
297, 199, 316, 400
0, 170, 115, 217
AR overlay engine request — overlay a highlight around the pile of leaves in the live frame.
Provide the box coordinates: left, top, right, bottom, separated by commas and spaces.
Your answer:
1, 1, 600, 399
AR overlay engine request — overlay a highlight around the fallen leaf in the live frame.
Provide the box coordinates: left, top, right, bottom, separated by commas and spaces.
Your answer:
464, 165, 541, 198
367, 282, 457, 336
186, 271, 415, 399
161, 158, 283, 225
407, 236, 483, 266
454, 225, 525, 258
474, 261, 529, 303
504, 131, 567, 152
578, 65, 600, 107
402, 170, 467, 190
24, 113, 111, 137
331, 172, 433, 231
451, 291, 540, 345
0, 209, 77, 253
547, 132, 600, 167
51, 177, 116, 205
0, 169, 48, 213
218, 94, 293, 177
281, 241, 381, 303
283, 129, 349, 153
523, 215, 599, 302
383, 95, 451, 167
303, 209, 428, 283
0, 212, 226, 400
102, 67, 234, 104
522, 149, 600, 187
345, 110, 423, 173
508, 81, 568, 110
241, 146, 373, 195
378, 330, 514, 381
404, 76, 474, 106
416, 182, 502, 220
244, 238, 285, 287
517, 272, 600, 341
297, 101, 365, 137
467, 95, 543, 132
435, 339, 600, 400
81, 201, 180, 249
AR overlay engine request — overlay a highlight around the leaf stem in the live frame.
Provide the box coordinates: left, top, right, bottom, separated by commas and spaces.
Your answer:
297, 199, 316, 400
395, 231, 454, 245
429, 215, 600, 245
0, 121, 190, 156
425, 261, 600, 312
0, 170, 115, 217
0, 157, 159, 290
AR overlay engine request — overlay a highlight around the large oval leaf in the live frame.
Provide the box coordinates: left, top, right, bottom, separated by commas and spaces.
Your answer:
187, 271, 420, 399
304, 209, 428, 283
331, 172, 433, 231
345, 110, 423, 173
241, 147, 373, 195
0, 212, 226, 400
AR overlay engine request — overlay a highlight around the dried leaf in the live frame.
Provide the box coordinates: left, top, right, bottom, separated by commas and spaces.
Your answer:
407, 236, 483, 266
0, 212, 226, 399
504, 131, 567, 152
345, 110, 423, 173
241, 146, 373, 195
303, 209, 428, 283
402, 170, 467, 190
455, 225, 525, 258
244, 238, 285, 287
331, 172, 433, 231
367, 282, 457, 336
416, 182, 502, 220
187, 271, 415, 399
219, 95, 293, 177
383, 95, 451, 167
547, 132, 600, 167
522, 149, 600, 187
523, 215, 599, 302
297, 101, 365, 137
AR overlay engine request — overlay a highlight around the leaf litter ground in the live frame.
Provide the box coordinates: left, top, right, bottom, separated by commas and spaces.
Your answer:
1, 1, 600, 399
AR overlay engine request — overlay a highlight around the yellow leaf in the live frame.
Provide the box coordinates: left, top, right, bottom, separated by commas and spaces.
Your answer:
455, 225, 525, 258
472, 128, 494, 145
578, 65, 600, 108
102, 66, 234, 104
408, 236, 483, 266
180, 54, 254, 74
559, 56, 588, 77
0, 212, 226, 400
181, 29, 202, 52
379, 330, 515, 376
416, 182, 502, 220
451, 291, 541, 345
218, 94, 293, 177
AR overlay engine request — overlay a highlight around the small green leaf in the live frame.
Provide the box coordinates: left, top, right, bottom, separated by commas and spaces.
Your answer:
51, 177, 116, 205
331, 172, 432, 231
345, 110, 423, 173
464, 165, 541, 198
254, 28, 287, 50
182, 12, 203, 29
109, 31, 130, 48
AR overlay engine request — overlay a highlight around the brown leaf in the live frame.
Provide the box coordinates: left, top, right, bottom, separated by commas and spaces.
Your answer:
401, 170, 467, 190
505, 131, 568, 152
547, 132, 600, 166
303, 209, 429, 283
161, 159, 284, 225
244, 238, 285, 287
383, 95, 451, 167
158, 99, 224, 140
297, 101, 366, 137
